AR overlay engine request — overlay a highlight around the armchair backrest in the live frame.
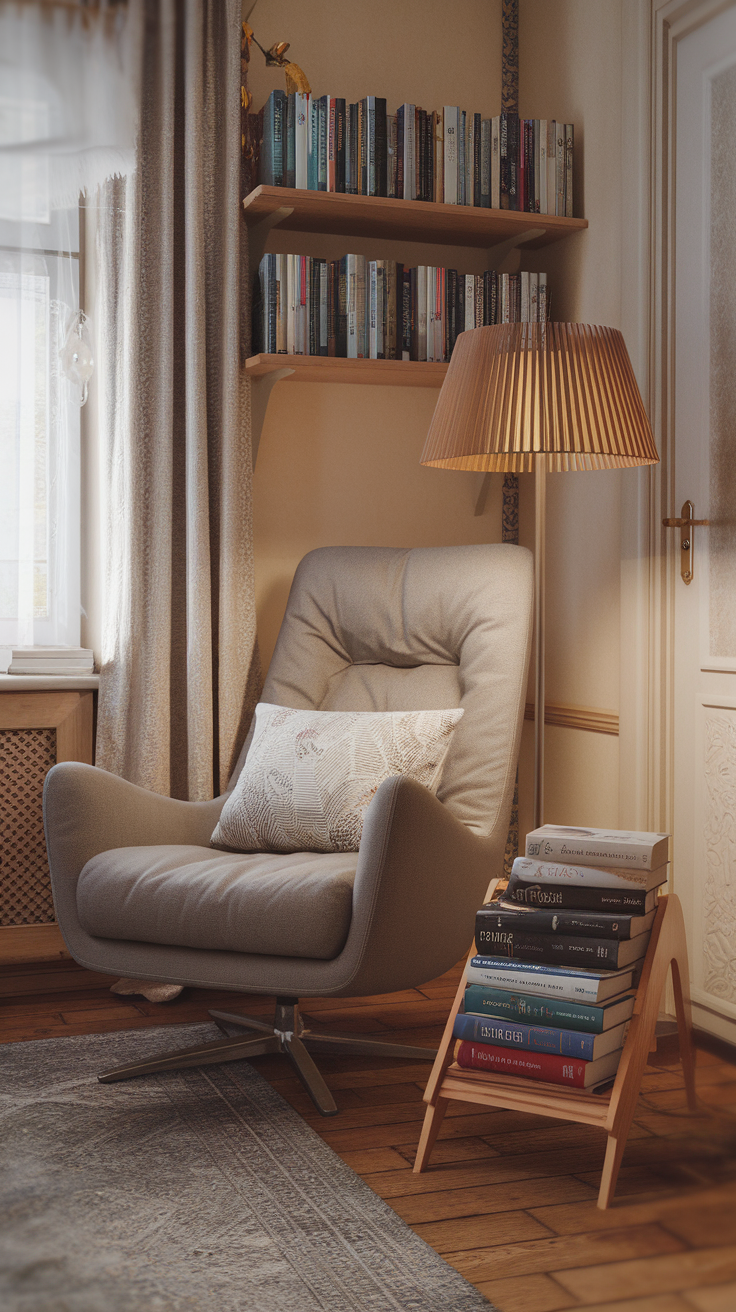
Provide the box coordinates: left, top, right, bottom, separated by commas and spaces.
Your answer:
257, 545, 533, 840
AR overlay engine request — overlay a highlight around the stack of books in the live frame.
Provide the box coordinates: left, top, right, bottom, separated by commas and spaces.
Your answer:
250, 93, 574, 216
454, 825, 670, 1091
255, 257, 547, 362
7, 646, 95, 676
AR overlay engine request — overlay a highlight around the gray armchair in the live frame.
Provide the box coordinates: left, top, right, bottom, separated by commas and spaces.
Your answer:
44, 545, 533, 1114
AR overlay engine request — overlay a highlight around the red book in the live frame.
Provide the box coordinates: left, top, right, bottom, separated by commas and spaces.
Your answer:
328, 97, 337, 192
455, 1040, 621, 1088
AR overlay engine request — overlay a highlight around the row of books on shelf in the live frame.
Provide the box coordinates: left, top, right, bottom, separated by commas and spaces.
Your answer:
255, 255, 548, 361
454, 824, 670, 1091
251, 90, 574, 216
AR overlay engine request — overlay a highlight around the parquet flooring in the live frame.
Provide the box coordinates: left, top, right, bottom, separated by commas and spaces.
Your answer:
2, 956, 735, 1312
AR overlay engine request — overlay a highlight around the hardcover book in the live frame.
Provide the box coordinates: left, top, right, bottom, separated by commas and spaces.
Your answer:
504, 876, 659, 914
463, 984, 636, 1034
467, 956, 635, 1003
453, 1012, 629, 1061
455, 1040, 622, 1089
476, 904, 656, 941
524, 826, 670, 872
474, 921, 649, 970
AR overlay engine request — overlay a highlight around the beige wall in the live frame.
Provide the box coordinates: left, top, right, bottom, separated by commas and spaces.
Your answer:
247, 0, 627, 835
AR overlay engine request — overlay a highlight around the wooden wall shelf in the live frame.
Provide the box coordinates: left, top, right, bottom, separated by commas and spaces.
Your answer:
246, 354, 448, 388
243, 186, 588, 251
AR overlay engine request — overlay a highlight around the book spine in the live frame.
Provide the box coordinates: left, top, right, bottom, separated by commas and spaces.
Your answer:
345, 103, 355, 194
356, 255, 367, 358
455, 1041, 590, 1087
565, 123, 574, 216
266, 254, 276, 352
533, 118, 541, 213
463, 984, 612, 1034
367, 97, 376, 195
347, 253, 358, 359
318, 95, 328, 190
260, 92, 276, 186
465, 963, 608, 1003
285, 94, 296, 188
337, 255, 348, 356
434, 109, 444, 202
294, 95, 308, 189
387, 113, 397, 198
385, 260, 397, 360
472, 112, 481, 206
458, 110, 466, 205
463, 274, 474, 332
319, 260, 328, 354
518, 117, 526, 212
327, 97, 336, 191
529, 272, 539, 323
500, 111, 509, 209
477, 906, 643, 941
508, 113, 519, 210
307, 96, 318, 190
473, 924, 637, 970
555, 123, 565, 215
417, 265, 427, 360
520, 270, 530, 323
538, 271, 547, 323
275, 253, 286, 353
335, 99, 346, 192
480, 119, 491, 208
521, 839, 664, 872
405, 103, 416, 200
374, 97, 387, 197
327, 260, 337, 356
491, 115, 500, 208
473, 274, 483, 328
538, 118, 547, 214
505, 876, 650, 913
358, 99, 367, 195
453, 1012, 598, 1059
402, 267, 411, 360
444, 106, 458, 204
308, 258, 317, 355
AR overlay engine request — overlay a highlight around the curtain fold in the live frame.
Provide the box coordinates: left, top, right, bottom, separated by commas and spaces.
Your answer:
96, 0, 259, 802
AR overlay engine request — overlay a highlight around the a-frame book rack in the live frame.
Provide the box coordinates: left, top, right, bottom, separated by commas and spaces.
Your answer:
414, 893, 698, 1208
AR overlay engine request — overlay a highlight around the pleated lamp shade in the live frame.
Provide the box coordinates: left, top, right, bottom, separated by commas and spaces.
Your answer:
420, 322, 659, 473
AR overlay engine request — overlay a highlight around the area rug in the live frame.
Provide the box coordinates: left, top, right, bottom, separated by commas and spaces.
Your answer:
1, 1024, 493, 1311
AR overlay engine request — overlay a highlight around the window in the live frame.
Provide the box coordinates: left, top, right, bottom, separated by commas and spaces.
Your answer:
0, 208, 81, 649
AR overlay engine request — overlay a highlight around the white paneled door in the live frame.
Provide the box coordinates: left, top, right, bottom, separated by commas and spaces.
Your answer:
673, 4, 736, 1044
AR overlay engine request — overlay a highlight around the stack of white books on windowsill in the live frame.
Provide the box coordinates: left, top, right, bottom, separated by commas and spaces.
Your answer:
7, 647, 95, 676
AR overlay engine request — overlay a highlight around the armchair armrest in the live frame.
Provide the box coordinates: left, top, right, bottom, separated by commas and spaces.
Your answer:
43, 763, 226, 944
342, 774, 500, 998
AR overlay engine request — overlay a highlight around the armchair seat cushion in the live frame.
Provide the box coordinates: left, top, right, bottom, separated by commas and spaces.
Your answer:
76, 845, 357, 960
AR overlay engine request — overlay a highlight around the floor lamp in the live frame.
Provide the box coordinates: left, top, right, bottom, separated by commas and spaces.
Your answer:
420, 322, 659, 832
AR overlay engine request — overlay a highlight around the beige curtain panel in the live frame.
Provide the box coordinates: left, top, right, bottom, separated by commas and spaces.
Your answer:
95, 0, 260, 801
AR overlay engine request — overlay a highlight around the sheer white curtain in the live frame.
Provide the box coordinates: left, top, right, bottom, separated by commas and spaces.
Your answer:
0, 0, 141, 656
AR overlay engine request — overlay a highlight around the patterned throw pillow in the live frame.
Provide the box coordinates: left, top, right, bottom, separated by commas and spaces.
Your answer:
211, 703, 464, 854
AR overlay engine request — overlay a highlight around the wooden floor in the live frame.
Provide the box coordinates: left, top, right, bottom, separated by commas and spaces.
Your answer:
2, 955, 736, 1312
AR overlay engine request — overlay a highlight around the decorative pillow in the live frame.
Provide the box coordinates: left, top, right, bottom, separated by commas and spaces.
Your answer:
211, 703, 464, 855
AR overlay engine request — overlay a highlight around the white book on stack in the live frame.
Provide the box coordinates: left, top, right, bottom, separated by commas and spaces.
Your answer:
8, 646, 94, 676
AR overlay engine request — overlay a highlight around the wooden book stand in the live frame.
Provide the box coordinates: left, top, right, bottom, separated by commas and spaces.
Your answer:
414, 893, 697, 1208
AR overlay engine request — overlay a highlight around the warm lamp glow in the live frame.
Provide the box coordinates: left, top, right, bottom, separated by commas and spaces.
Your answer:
420, 322, 659, 473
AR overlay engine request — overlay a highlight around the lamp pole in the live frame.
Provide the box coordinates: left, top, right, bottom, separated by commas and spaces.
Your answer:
533, 453, 546, 831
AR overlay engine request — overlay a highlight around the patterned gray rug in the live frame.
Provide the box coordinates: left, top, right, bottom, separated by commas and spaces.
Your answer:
1, 1024, 493, 1311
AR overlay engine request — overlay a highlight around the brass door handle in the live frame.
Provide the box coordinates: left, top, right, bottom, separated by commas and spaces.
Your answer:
662, 499, 709, 584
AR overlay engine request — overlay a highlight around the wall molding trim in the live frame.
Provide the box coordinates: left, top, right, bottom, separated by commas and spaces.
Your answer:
524, 702, 619, 736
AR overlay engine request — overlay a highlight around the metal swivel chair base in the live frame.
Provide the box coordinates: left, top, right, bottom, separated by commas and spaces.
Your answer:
97, 996, 439, 1117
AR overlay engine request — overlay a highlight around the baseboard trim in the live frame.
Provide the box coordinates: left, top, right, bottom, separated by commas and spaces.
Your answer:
524, 702, 620, 735
0, 923, 71, 965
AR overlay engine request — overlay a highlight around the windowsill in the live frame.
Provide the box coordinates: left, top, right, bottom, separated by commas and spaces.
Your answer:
0, 673, 99, 691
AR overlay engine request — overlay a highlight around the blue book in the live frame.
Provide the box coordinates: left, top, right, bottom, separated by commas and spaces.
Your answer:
463, 984, 636, 1034
261, 90, 286, 187
285, 93, 296, 188
453, 1010, 628, 1061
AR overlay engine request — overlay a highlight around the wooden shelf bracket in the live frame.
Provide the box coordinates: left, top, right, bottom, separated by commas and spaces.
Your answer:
250, 366, 295, 468
413, 893, 699, 1209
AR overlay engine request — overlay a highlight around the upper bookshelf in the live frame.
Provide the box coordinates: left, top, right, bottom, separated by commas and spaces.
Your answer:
242, 186, 587, 251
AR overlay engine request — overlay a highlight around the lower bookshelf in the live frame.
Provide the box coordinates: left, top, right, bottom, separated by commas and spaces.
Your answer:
414, 892, 699, 1208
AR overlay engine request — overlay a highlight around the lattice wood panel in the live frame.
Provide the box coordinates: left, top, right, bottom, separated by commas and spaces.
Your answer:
0, 727, 56, 925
